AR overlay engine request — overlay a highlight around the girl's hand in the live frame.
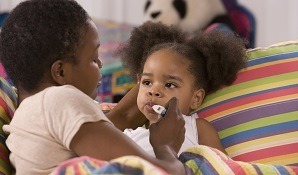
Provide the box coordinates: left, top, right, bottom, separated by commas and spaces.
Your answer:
149, 97, 185, 155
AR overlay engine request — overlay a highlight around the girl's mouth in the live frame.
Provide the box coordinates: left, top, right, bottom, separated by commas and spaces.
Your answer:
145, 101, 157, 114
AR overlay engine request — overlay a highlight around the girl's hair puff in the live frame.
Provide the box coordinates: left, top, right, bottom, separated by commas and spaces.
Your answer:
118, 21, 247, 93
186, 30, 247, 93
116, 21, 186, 80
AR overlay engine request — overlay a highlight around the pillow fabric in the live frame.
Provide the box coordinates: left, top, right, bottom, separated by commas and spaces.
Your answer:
50, 145, 298, 175
50, 155, 168, 175
180, 145, 298, 175
196, 41, 298, 166
0, 77, 17, 175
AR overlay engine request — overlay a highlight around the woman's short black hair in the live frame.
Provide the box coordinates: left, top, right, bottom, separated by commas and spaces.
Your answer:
0, 0, 89, 91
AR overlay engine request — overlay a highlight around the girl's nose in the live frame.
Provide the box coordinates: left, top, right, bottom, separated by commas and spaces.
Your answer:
148, 90, 161, 97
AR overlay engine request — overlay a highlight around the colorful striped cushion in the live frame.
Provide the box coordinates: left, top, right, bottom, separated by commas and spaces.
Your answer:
50, 145, 298, 175
181, 145, 298, 175
196, 41, 298, 166
50, 156, 168, 175
0, 77, 17, 175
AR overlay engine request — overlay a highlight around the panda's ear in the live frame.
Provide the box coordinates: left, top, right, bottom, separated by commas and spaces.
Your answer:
173, 0, 186, 19
144, 0, 151, 12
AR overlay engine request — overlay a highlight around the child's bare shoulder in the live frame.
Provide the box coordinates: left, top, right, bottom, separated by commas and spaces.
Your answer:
195, 118, 212, 128
195, 118, 218, 135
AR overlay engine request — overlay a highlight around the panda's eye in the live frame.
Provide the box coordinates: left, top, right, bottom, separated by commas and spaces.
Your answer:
144, 0, 151, 12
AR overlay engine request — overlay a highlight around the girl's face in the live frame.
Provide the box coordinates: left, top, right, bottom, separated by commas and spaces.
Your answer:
137, 49, 204, 124
63, 20, 102, 99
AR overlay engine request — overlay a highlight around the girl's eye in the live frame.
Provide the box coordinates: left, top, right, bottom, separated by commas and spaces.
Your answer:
165, 82, 177, 88
142, 80, 152, 86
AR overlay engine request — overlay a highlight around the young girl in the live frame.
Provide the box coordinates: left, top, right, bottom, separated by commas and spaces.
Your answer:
118, 21, 247, 156
0, 1, 186, 175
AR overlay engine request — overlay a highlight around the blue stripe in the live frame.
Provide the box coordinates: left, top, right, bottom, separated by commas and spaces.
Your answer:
179, 152, 219, 175
248, 51, 298, 67
252, 164, 263, 175
222, 121, 298, 148
94, 162, 144, 174
275, 165, 290, 175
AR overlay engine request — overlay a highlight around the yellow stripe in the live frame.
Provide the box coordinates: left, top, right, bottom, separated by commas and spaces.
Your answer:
205, 94, 298, 122
255, 153, 298, 166
219, 111, 298, 138
257, 164, 279, 174
247, 57, 298, 71
0, 88, 17, 113
187, 146, 235, 174
0, 106, 9, 124
238, 161, 259, 174
65, 167, 75, 174
113, 156, 166, 174
226, 131, 298, 157
201, 77, 298, 109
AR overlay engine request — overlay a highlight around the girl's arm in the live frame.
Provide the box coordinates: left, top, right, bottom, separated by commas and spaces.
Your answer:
71, 97, 186, 175
196, 118, 227, 154
105, 85, 147, 131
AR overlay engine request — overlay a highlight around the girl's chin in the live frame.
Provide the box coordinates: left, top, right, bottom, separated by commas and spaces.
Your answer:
145, 113, 159, 123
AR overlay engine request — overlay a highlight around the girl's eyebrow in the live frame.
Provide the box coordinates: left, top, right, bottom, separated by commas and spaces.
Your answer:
139, 73, 183, 83
165, 75, 183, 83
139, 73, 152, 77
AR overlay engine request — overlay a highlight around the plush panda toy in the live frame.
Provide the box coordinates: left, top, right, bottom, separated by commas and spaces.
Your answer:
144, 0, 255, 48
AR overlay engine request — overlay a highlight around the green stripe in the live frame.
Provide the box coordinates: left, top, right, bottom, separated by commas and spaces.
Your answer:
258, 164, 279, 174
202, 72, 298, 104
248, 43, 298, 60
219, 111, 298, 139
185, 160, 203, 175
0, 159, 11, 175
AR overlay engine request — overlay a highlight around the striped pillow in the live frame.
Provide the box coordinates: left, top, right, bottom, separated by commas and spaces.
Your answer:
196, 41, 298, 166
0, 77, 17, 175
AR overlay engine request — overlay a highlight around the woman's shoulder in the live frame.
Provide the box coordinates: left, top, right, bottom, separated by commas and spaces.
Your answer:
40, 85, 95, 109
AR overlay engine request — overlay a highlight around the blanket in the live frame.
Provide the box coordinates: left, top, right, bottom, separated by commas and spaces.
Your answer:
51, 145, 298, 175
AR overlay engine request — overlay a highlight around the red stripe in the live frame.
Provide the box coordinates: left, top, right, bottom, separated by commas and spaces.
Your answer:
199, 86, 298, 118
214, 149, 247, 174
232, 142, 298, 162
0, 97, 14, 121
0, 146, 9, 164
234, 60, 298, 84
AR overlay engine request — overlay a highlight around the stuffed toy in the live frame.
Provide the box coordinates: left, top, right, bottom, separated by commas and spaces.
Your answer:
0, 12, 9, 27
144, 0, 255, 48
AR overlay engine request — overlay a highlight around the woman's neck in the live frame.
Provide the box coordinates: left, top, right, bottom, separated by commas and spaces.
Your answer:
17, 83, 56, 105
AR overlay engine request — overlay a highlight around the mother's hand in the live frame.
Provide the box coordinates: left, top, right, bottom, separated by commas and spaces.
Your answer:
149, 97, 185, 155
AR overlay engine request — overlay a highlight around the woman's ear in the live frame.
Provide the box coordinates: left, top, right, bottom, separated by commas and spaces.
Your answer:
190, 89, 205, 110
51, 60, 66, 85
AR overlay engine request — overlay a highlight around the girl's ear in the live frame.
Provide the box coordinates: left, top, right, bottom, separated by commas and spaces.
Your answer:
51, 60, 66, 85
190, 89, 205, 110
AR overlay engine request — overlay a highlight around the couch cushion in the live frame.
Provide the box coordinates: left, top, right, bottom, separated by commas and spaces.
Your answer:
0, 77, 17, 175
196, 41, 298, 165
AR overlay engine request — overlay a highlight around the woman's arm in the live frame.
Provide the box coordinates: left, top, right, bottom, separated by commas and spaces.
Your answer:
196, 118, 227, 154
71, 97, 186, 175
105, 85, 147, 131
